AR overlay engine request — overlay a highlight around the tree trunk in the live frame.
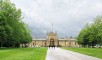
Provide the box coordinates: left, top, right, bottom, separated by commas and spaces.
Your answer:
13, 43, 15, 48
0, 43, 3, 48
22, 44, 23, 48
92, 44, 94, 48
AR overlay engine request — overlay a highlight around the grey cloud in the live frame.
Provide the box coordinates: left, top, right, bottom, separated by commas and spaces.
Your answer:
10, 0, 102, 38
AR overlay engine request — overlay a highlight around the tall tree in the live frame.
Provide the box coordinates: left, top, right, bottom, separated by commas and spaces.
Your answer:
0, 0, 32, 47
77, 16, 102, 48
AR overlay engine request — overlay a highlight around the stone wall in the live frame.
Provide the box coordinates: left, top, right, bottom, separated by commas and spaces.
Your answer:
29, 39, 78, 47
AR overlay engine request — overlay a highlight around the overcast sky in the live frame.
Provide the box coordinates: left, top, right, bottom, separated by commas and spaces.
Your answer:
10, 0, 102, 38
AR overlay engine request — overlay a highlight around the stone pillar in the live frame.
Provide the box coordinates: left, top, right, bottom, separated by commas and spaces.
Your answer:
65, 41, 66, 47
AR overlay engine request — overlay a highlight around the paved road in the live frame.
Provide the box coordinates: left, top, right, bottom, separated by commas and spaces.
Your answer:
46, 48, 101, 60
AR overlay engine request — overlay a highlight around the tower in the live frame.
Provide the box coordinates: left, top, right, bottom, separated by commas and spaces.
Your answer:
47, 32, 58, 46
46, 23, 58, 46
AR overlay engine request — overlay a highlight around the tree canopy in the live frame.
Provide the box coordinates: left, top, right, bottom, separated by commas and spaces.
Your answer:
0, 0, 32, 47
77, 16, 102, 47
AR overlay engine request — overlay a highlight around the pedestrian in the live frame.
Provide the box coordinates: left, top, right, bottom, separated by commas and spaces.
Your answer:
49, 45, 50, 49
54, 45, 55, 49
51, 45, 53, 49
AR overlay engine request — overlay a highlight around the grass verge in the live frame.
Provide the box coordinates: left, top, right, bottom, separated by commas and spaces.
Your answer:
64, 48, 102, 59
0, 47, 47, 60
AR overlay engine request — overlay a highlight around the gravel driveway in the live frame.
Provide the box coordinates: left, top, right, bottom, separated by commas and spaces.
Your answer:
46, 48, 101, 60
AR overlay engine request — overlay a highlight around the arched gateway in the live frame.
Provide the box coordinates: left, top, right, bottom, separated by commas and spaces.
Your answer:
50, 38, 54, 46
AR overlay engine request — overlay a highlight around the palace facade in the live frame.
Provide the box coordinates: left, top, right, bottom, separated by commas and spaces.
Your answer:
28, 32, 78, 47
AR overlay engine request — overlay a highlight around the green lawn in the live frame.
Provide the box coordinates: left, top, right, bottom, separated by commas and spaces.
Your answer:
0, 48, 47, 60
64, 48, 102, 59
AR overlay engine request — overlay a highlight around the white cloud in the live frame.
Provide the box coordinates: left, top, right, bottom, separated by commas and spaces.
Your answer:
10, 0, 102, 38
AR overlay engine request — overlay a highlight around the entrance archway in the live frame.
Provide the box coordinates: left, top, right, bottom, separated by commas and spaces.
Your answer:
50, 38, 54, 46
